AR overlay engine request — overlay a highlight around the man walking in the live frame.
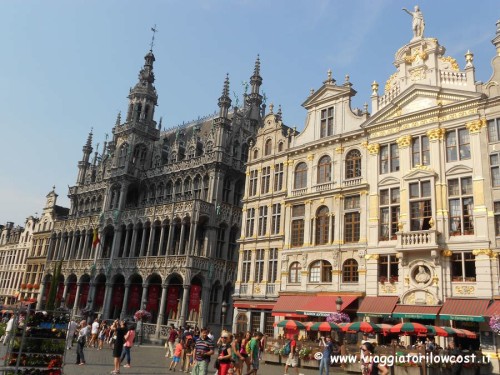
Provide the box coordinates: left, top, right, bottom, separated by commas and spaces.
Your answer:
192, 327, 214, 375
3, 315, 14, 346
166, 324, 178, 358
247, 331, 263, 375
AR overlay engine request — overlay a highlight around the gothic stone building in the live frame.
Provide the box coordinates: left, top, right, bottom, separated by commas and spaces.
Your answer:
233, 15, 500, 362
38, 50, 265, 335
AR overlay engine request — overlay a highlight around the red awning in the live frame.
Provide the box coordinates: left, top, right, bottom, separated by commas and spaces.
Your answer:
439, 298, 490, 322
485, 301, 500, 317
233, 302, 275, 310
357, 296, 399, 317
392, 305, 442, 319
272, 295, 359, 317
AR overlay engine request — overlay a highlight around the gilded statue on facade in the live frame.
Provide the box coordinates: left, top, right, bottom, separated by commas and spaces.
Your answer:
402, 5, 425, 40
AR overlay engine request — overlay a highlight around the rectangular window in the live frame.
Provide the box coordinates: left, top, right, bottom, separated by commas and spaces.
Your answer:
258, 206, 268, 236
254, 249, 264, 283
271, 203, 281, 235
491, 153, 500, 187
379, 188, 400, 241
380, 143, 399, 174
344, 212, 360, 243
488, 118, 500, 142
409, 181, 432, 231
249, 170, 258, 196
451, 252, 476, 282
344, 195, 360, 209
448, 177, 474, 236
264, 312, 274, 336
412, 135, 430, 167
378, 255, 399, 281
268, 248, 278, 283
495, 202, 500, 236
274, 163, 283, 191
261, 166, 270, 194
446, 128, 470, 162
245, 208, 255, 237
320, 106, 334, 137
216, 226, 226, 258
291, 220, 304, 247
242, 250, 251, 283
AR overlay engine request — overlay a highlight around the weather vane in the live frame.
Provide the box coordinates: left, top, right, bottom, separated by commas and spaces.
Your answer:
150, 25, 158, 51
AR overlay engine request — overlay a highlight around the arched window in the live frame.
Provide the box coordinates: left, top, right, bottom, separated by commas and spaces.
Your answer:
174, 180, 182, 200
317, 155, 332, 184
345, 149, 361, 179
289, 262, 302, 283
278, 142, 284, 152
203, 175, 210, 200
309, 260, 332, 283
222, 178, 231, 203
265, 139, 272, 156
193, 176, 201, 199
253, 149, 259, 160
294, 162, 308, 189
165, 181, 173, 201
208, 283, 220, 323
184, 177, 192, 198
342, 259, 359, 283
315, 206, 330, 245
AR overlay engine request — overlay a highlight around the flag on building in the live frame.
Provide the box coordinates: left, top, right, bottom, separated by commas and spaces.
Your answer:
92, 228, 100, 248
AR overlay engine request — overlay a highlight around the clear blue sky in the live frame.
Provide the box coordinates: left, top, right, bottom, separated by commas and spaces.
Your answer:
0, 0, 498, 226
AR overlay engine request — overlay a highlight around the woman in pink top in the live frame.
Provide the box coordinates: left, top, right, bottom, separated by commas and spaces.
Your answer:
120, 326, 136, 368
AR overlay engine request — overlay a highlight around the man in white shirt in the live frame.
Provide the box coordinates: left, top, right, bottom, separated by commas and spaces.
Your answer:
88, 319, 99, 348
66, 319, 78, 349
3, 315, 14, 346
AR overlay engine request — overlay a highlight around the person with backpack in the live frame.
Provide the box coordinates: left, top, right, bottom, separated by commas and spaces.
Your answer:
240, 331, 252, 374
246, 331, 263, 375
284, 334, 299, 375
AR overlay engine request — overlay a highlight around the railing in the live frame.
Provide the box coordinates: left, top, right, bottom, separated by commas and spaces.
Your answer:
266, 283, 276, 295
239, 284, 248, 295
291, 188, 307, 197
313, 182, 334, 192
342, 178, 362, 187
397, 230, 438, 249
377, 84, 400, 109
440, 70, 467, 85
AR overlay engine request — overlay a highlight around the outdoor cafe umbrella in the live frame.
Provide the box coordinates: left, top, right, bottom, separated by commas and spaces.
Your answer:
390, 322, 427, 335
440, 327, 466, 337
276, 320, 306, 330
424, 325, 449, 337
375, 323, 393, 335
455, 328, 477, 339
308, 322, 341, 332
342, 321, 381, 333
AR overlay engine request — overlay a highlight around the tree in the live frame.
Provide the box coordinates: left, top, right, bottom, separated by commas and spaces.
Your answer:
45, 260, 62, 311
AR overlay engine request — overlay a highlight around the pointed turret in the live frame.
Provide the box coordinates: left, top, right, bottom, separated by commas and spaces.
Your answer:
246, 55, 263, 122
76, 130, 93, 185
218, 73, 232, 119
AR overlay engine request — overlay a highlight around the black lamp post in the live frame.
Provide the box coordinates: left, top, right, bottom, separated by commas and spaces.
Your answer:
335, 296, 343, 313
221, 301, 228, 332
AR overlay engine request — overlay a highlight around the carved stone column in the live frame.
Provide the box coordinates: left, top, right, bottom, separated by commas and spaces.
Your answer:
72, 282, 82, 317
179, 285, 190, 327
120, 282, 131, 320
178, 223, 186, 255
156, 284, 168, 337
141, 283, 148, 310
158, 223, 166, 256
122, 227, 131, 258
139, 226, 148, 257
102, 282, 113, 319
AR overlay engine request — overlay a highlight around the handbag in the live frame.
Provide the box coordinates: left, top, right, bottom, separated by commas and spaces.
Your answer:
214, 359, 220, 370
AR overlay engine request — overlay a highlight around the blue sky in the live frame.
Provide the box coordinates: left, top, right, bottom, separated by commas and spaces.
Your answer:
0, 0, 498, 226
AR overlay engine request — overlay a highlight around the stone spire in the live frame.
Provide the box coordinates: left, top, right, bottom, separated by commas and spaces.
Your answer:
218, 74, 232, 119
492, 19, 500, 56
77, 129, 93, 185
246, 55, 263, 122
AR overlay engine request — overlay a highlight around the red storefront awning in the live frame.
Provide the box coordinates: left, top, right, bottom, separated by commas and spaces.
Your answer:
357, 296, 399, 318
272, 295, 359, 317
392, 305, 442, 319
233, 302, 275, 310
439, 298, 490, 322
485, 301, 500, 317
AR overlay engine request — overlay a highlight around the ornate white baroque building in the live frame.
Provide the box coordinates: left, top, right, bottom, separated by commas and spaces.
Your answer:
233, 13, 500, 360
36, 48, 267, 337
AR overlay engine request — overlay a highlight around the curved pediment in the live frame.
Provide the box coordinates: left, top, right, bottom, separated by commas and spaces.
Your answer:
379, 176, 401, 187
403, 165, 437, 180
446, 164, 473, 176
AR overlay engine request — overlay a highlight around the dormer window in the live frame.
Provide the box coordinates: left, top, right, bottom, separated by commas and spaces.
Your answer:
320, 107, 334, 137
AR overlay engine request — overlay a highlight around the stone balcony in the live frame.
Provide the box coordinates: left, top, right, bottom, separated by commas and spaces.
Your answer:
396, 229, 439, 251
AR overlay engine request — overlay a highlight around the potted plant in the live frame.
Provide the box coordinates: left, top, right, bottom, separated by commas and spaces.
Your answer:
389, 276, 398, 283
379, 276, 387, 284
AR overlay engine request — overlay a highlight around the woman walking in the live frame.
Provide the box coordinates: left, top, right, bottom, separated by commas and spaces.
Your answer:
111, 320, 127, 374
120, 324, 136, 368
75, 320, 89, 366
217, 332, 233, 375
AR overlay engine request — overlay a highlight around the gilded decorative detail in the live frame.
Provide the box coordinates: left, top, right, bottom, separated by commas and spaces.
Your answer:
454, 285, 475, 295
361, 141, 369, 148
426, 128, 445, 142
396, 135, 412, 148
432, 275, 439, 285
334, 194, 343, 200
254, 284, 261, 294
367, 143, 380, 155
405, 51, 428, 65
332, 270, 342, 275
358, 270, 367, 274
442, 250, 453, 257
335, 146, 344, 154
365, 254, 379, 260
380, 284, 397, 294
384, 72, 398, 92
410, 67, 426, 82
472, 249, 493, 257
466, 118, 487, 134
439, 56, 460, 71
307, 154, 314, 161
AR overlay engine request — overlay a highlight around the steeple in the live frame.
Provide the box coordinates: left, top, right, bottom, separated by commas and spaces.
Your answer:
246, 55, 263, 122
77, 129, 93, 185
218, 74, 232, 119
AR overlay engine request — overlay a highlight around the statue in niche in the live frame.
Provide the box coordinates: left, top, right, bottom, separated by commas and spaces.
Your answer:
402, 5, 425, 39
414, 265, 431, 284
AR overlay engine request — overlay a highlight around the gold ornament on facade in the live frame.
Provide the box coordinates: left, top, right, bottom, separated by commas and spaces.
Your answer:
254, 284, 261, 294
397, 222, 404, 231
466, 119, 486, 134
439, 56, 460, 71
307, 154, 314, 161
472, 249, 493, 257
396, 135, 412, 148
442, 250, 453, 257
428, 217, 434, 228
367, 143, 380, 155
455, 286, 475, 295
384, 72, 398, 92
365, 254, 379, 260
465, 50, 474, 64
426, 128, 445, 142
335, 146, 344, 154
361, 141, 369, 149
432, 275, 439, 285
410, 67, 426, 81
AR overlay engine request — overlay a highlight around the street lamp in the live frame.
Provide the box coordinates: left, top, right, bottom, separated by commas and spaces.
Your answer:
335, 296, 343, 313
221, 301, 228, 332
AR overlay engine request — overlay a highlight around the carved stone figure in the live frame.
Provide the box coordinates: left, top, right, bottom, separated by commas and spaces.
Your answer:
414, 265, 431, 283
403, 5, 425, 39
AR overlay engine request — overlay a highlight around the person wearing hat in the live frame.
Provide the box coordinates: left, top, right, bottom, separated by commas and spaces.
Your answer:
217, 331, 233, 375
